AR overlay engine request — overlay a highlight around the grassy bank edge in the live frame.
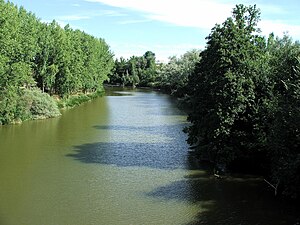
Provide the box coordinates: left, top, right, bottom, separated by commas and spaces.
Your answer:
57, 89, 105, 110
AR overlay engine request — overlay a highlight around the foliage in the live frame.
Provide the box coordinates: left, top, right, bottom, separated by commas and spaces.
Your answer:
157, 49, 201, 96
185, 4, 300, 198
21, 88, 61, 120
187, 4, 264, 162
108, 50, 200, 95
0, 88, 60, 124
108, 51, 157, 87
58, 89, 104, 109
0, 86, 19, 124
0, 0, 113, 124
266, 36, 300, 198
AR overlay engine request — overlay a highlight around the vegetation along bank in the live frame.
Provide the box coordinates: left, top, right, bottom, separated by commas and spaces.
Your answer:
0, 0, 114, 125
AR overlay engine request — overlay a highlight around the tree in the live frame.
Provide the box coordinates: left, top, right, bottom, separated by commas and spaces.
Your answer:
266, 36, 300, 198
34, 22, 57, 93
187, 4, 266, 166
108, 52, 157, 88
0, 0, 113, 124
128, 57, 140, 88
139, 51, 157, 86
158, 49, 201, 96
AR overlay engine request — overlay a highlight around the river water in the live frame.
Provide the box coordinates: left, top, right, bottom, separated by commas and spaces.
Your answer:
0, 87, 299, 225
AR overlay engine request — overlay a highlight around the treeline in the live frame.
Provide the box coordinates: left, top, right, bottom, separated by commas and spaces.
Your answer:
108, 50, 200, 97
109, 51, 157, 88
0, 0, 113, 124
186, 5, 300, 199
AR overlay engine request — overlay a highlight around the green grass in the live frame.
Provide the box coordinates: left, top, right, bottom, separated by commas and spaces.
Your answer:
57, 90, 105, 109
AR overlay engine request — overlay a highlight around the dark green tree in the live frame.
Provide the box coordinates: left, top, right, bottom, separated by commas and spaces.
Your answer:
128, 57, 140, 88
139, 51, 156, 87
266, 36, 300, 198
187, 4, 267, 166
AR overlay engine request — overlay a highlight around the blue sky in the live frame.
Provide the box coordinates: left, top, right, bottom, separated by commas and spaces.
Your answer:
9, 0, 300, 61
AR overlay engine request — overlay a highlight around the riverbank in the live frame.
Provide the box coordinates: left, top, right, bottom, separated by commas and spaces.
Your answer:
0, 87, 105, 125
57, 89, 105, 110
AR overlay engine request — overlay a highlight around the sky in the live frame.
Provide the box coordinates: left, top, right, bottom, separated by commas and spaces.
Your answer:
9, 0, 300, 61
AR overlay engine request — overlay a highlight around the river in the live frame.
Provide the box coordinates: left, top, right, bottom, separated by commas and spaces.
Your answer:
0, 87, 299, 225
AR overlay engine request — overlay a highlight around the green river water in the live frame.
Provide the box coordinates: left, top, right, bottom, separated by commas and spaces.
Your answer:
0, 88, 299, 225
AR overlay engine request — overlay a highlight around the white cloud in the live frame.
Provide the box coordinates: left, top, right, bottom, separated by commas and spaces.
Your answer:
101, 10, 127, 17
58, 10, 127, 22
85, 0, 300, 40
260, 20, 300, 39
85, 0, 234, 29
72, 3, 80, 7
84, 0, 299, 59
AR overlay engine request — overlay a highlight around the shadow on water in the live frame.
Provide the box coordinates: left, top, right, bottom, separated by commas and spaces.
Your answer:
67, 141, 188, 170
146, 155, 300, 225
66, 124, 300, 224
93, 124, 188, 133
67, 123, 190, 169
67, 137, 300, 224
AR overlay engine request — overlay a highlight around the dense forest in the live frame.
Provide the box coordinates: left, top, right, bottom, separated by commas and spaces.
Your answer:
0, 0, 114, 125
1, 1, 299, 199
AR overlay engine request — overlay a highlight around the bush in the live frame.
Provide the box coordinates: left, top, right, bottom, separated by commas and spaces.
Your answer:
0, 88, 61, 124
22, 88, 61, 119
0, 86, 19, 124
